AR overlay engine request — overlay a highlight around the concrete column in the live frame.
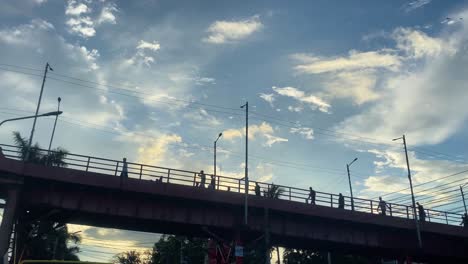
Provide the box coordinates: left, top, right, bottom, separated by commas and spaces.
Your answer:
0, 187, 20, 263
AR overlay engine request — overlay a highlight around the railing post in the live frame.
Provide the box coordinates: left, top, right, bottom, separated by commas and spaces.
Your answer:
85, 157, 91, 172
330, 194, 333, 207
406, 206, 410, 219
238, 179, 241, 193
389, 204, 393, 216
217, 176, 220, 190
193, 173, 197, 187
114, 161, 120, 176
139, 164, 143, 180
427, 210, 430, 222
289, 187, 292, 201
167, 169, 171, 183
370, 200, 373, 214
445, 212, 448, 224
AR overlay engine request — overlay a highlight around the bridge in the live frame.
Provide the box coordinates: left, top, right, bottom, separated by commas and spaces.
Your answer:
0, 144, 466, 263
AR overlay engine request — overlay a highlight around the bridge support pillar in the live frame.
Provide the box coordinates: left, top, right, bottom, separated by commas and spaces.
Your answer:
0, 186, 20, 264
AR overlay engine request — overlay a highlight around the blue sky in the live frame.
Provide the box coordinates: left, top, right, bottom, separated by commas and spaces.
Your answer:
1, 0, 468, 261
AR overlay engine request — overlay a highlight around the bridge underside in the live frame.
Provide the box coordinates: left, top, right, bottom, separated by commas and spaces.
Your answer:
7, 176, 467, 263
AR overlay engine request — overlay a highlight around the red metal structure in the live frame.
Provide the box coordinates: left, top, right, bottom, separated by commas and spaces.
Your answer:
0, 144, 467, 263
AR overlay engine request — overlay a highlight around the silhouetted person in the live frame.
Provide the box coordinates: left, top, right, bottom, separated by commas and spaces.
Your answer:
210, 175, 216, 190
255, 183, 261, 196
461, 213, 468, 228
378, 197, 389, 216
227, 186, 231, 192
199, 170, 206, 188
338, 193, 345, 209
158, 176, 163, 183
417, 202, 426, 222
120, 158, 128, 178
308, 187, 316, 205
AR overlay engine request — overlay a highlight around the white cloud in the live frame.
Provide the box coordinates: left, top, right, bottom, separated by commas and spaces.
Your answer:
362, 149, 468, 198
293, 50, 401, 74
223, 122, 274, 140
65, 0, 118, 38
290, 127, 314, 140
66, 16, 96, 38
272, 86, 330, 113
223, 122, 288, 147
0, 19, 54, 45
392, 27, 451, 59
203, 15, 263, 44
65, 0, 90, 16
336, 21, 468, 145
136, 134, 182, 165
97, 3, 118, 25
324, 70, 380, 105
403, 0, 431, 13
136, 40, 161, 51
264, 134, 288, 147
259, 93, 275, 107
78, 46, 100, 70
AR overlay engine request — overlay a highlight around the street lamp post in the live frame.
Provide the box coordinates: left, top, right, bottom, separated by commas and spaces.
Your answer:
460, 183, 467, 215
346, 157, 358, 211
47, 97, 62, 158
393, 135, 422, 249
26, 62, 53, 161
0, 111, 63, 127
241, 101, 249, 226
214, 132, 222, 186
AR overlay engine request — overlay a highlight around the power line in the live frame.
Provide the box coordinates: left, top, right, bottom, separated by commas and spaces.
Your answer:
375, 169, 468, 200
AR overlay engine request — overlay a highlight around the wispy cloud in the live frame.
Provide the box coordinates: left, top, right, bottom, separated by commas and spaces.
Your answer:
290, 127, 314, 140
259, 93, 275, 107
203, 15, 263, 44
403, 0, 432, 13
272, 86, 330, 113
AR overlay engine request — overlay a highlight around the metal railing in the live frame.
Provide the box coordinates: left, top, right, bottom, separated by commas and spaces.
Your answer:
0, 143, 463, 226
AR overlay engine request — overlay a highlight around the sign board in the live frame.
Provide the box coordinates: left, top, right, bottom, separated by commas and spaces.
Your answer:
235, 246, 243, 257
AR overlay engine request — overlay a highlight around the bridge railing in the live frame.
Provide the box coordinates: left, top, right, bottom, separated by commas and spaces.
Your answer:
0, 144, 463, 226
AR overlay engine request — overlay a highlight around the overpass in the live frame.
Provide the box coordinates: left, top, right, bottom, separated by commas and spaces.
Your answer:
0, 144, 466, 263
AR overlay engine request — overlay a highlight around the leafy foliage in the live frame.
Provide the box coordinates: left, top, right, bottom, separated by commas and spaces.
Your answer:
13, 131, 68, 167
13, 131, 78, 261
20, 221, 81, 261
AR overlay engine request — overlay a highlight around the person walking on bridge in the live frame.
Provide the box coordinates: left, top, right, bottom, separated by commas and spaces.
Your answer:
417, 202, 426, 222
210, 174, 216, 190
378, 197, 390, 216
255, 183, 261, 196
338, 193, 345, 209
461, 213, 468, 228
307, 187, 316, 205
199, 170, 206, 188
120, 157, 128, 179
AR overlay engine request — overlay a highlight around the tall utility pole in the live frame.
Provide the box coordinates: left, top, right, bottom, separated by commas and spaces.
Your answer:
346, 158, 358, 211
47, 97, 61, 158
393, 135, 422, 249
241, 101, 249, 225
214, 132, 222, 177
460, 184, 467, 214
26, 62, 53, 161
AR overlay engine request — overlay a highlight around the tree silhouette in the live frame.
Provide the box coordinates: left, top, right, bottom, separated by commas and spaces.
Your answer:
13, 131, 79, 261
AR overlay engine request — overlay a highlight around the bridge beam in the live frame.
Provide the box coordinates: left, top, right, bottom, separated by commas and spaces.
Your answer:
0, 185, 21, 263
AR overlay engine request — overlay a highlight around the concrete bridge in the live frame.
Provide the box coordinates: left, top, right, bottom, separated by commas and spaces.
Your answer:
0, 144, 466, 263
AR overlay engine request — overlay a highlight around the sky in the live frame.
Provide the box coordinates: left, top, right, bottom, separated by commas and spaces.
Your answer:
1, 0, 468, 261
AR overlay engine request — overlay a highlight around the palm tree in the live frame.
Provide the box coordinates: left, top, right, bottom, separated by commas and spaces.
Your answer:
13, 131, 68, 167
13, 131, 79, 261
264, 183, 284, 199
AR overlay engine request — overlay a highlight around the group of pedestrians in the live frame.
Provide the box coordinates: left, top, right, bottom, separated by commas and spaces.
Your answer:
197, 170, 216, 190
120, 158, 467, 228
